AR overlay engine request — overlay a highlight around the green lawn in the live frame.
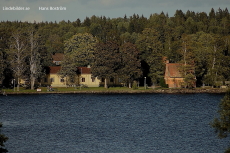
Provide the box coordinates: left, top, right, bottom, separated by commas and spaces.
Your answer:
1, 86, 151, 93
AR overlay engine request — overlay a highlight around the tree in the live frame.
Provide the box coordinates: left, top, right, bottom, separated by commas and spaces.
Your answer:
7, 29, 28, 91
0, 123, 8, 153
64, 33, 97, 66
28, 28, 42, 89
59, 33, 97, 84
46, 34, 63, 54
118, 43, 142, 88
203, 34, 225, 87
136, 28, 164, 84
0, 27, 10, 85
91, 41, 120, 88
0, 51, 5, 85
82, 17, 91, 27
58, 54, 78, 86
212, 89, 230, 152
179, 34, 196, 88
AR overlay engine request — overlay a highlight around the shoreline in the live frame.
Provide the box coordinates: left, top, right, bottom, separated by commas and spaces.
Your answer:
3, 88, 228, 95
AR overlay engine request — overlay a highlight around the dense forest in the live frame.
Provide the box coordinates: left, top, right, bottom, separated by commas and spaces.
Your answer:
0, 8, 230, 89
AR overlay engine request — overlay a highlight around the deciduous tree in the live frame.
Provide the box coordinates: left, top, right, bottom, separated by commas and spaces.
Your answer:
28, 28, 42, 89
7, 29, 28, 91
64, 33, 97, 66
91, 41, 120, 88
179, 34, 196, 88
118, 42, 142, 88
59, 33, 97, 83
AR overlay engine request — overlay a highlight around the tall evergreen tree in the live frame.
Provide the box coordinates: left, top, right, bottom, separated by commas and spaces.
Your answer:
136, 28, 164, 84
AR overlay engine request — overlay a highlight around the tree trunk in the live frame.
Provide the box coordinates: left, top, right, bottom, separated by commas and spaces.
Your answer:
17, 78, 20, 91
104, 78, 108, 88
129, 82, 131, 88
30, 62, 36, 90
30, 76, 35, 90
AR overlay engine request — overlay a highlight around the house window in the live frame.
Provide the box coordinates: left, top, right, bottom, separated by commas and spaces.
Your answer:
50, 78, 54, 83
101, 78, 105, 82
55, 61, 60, 65
44, 78, 47, 83
110, 78, 114, 83
60, 78, 65, 82
118, 78, 122, 83
82, 78, 85, 82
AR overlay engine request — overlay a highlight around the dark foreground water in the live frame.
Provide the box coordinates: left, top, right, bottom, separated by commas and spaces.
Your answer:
0, 93, 229, 153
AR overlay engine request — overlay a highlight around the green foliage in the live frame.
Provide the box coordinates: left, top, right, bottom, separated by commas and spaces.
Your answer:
118, 42, 142, 84
184, 73, 196, 88
0, 51, 5, 83
91, 41, 120, 88
1, 8, 230, 88
59, 33, 98, 85
159, 77, 168, 88
64, 33, 97, 66
136, 28, 164, 84
211, 89, 230, 152
0, 123, 8, 153
132, 80, 138, 90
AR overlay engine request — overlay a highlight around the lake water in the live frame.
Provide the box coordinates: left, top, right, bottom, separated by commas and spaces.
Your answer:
0, 93, 229, 153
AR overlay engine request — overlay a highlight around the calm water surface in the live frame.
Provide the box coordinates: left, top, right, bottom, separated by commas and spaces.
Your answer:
0, 93, 229, 153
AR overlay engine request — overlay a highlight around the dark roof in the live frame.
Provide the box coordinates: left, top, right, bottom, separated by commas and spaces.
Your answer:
52, 53, 64, 61
77, 67, 91, 74
167, 63, 183, 78
49, 66, 61, 74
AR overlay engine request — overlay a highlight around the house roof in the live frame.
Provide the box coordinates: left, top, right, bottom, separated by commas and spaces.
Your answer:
49, 66, 61, 74
166, 63, 183, 78
47, 66, 91, 75
52, 53, 64, 61
77, 67, 91, 74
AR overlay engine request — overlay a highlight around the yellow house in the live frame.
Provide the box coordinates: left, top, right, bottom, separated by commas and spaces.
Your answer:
77, 66, 124, 87
43, 66, 67, 87
41, 65, 125, 88
77, 67, 101, 87
41, 66, 101, 87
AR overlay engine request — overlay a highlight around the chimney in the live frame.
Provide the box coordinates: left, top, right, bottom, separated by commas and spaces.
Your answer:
163, 56, 169, 64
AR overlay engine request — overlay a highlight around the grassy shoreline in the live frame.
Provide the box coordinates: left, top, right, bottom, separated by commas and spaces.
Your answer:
1, 87, 228, 95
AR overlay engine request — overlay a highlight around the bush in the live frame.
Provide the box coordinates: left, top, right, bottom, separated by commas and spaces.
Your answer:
159, 78, 168, 88
132, 81, 138, 90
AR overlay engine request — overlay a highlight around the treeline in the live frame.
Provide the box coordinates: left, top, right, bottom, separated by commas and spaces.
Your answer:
0, 8, 230, 88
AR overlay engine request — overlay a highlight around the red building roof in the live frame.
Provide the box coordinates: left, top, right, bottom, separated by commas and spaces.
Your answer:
166, 63, 183, 78
48, 66, 91, 75
77, 67, 91, 74
49, 66, 61, 74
